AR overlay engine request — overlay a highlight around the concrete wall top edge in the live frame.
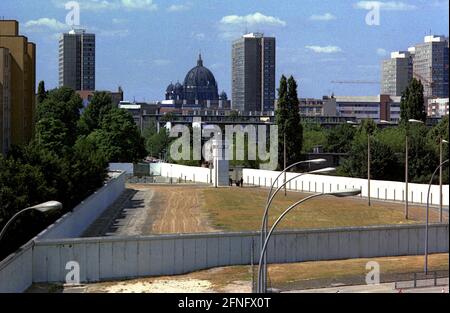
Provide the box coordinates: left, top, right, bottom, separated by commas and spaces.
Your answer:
34, 171, 126, 240
0, 241, 33, 270
33, 223, 449, 246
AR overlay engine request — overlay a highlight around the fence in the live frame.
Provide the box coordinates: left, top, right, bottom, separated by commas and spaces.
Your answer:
243, 168, 450, 206
35, 171, 126, 240
31, 224, 448, 284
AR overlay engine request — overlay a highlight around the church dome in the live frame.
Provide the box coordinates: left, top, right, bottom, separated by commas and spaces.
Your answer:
219, 91, 228, 100
174, 81, 183, 93
183, 54, 219, 101
166, 82, 174, 93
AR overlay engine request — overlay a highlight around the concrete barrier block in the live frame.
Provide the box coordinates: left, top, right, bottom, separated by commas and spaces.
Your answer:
137, 240, 151, 277
218, 237, 231, 267
229, 237, 243, 265
124, 240, 139, 278
182, 239, 196, 272
149, 240, 164, 276
99, 242, 113, 280
86, 243, 100, 282
195, 238, 208, 270
173, 239, 184, 275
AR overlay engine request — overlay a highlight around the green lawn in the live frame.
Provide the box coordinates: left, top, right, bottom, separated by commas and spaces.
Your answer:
201, 187, 439, 232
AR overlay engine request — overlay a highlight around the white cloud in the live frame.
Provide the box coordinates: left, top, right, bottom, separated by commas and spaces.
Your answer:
121, 0, 157, 11
306, 45, 342, 53
167, 3, 191, 12
309, 13, 337, 21
220, 12, 286, 27
376, 48, 388, 56
52, 0, 157, 11
354, 1, 417, 11
24, 18, 69, 31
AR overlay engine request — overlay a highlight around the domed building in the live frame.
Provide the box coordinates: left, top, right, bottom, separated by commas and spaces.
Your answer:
183, 54, 219, 101
163, 54, 230, 112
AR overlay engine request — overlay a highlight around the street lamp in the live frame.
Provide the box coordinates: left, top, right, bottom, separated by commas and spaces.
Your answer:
439, 139, 449, 222
257, 188, 361, 293
259, 159, 328, 291
0, 201, 62, 244
405, 119, 425, 219
259, 166, 336, 292
424, 159, 449, 275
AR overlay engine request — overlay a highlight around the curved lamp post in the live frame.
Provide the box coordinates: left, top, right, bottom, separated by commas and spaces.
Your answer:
424, 159, 449, 274
259, 159, 329, 290
0, 201, 62, 244
257, 188, 361, 293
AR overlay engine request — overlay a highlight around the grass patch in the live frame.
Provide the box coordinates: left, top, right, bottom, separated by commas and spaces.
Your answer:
201, 187, 442, 232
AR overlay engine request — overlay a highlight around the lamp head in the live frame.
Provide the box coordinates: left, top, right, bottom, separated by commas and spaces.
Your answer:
30, 201, 62, 213
310, 167, 336, 175
307, 158, 327, 164
328, 188, 361, 198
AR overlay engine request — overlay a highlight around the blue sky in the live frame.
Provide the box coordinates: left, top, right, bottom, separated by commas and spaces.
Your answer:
1, 0, 449, 101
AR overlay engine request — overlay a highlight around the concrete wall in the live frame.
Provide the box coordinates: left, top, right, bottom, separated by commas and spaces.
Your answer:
243, 168, 449, 206
157, 163, 211, 184
31, 224, 448, 284
109, 163, 133, 175
0, 241, 33, 293
36, 171, 126, 240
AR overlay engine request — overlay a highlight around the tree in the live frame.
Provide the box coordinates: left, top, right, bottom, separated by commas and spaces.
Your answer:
407, 124, 439, 183
400, 78, 426, 124
37, 81, 47, 104
339, 136, 401, 181
275, 76, 288, 169
36, 87, 83, 145
78, 92, 114, 135
286, 76, 303, 163
87, 108, 146, 163
145, 127, 171, 159
302, 123, 327, 153
275, 75, 303, 169
34, 117, 70, 154
325, 124, 356, 153
376, 126, 406, 153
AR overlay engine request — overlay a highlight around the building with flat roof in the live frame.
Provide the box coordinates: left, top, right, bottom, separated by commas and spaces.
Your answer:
381, 51, 414, 96
232, 33, 276, 112
0, 20, 36, 148
413, 35, 449, 98
334, 95, 401, 122
299, 97, 337, 117
76, 87, 124, 108
427, 98, 449, 117
0, 47, 11, 155
59, 29, 95, 91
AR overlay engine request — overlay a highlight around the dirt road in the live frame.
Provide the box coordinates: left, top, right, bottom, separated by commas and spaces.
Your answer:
84, 184, 218, 237
141, 185, 217, 234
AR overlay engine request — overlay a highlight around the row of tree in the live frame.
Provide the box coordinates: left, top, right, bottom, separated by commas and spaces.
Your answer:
0, 83, 146, 260
302, 78, 448, 184
141, 76, 448, 185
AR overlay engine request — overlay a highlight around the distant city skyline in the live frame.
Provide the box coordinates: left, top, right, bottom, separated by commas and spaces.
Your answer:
1, 0, 449, 101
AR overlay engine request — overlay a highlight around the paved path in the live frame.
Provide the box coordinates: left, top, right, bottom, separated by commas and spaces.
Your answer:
287, 278, 449, 293
83, 184, 216, 237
